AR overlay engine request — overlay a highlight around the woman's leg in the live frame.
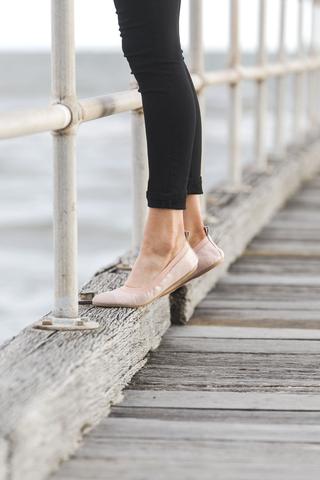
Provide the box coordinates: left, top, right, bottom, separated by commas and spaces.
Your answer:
114, 0, 197, 208
113, 0, 200, 287
182, 62, 207, 248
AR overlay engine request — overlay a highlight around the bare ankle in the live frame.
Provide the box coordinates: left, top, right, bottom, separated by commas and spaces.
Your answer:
142, 232, 185, 258
188, 228, 206, 249
183, 194, 206, 248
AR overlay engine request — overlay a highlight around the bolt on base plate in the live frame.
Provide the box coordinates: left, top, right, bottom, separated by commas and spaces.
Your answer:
33, 317, 100, 331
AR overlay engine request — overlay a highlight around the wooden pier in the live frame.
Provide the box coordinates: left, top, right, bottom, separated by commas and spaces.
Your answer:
51, 175, 320, 479
1, 3, 320, 479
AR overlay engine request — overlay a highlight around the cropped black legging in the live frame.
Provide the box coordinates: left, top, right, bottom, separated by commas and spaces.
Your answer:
113, 0, 203, 209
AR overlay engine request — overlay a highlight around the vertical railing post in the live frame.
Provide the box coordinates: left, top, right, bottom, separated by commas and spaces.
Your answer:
256, 0, 268, 170
314, 1, 320, 129
40, 0, 99, 329
227, 0, 243, 191
275, 0, 286, 157
189, 0, 206, 213
308, 0, 317, 135
294, 0, 305, 143
316, 2, 320, 128
130, 75, 149, 252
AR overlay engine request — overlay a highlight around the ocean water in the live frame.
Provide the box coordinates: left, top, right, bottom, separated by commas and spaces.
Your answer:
0, 52, 295, 343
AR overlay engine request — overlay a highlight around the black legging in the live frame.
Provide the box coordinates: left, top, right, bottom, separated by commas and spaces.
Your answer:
113, 0, 203, 209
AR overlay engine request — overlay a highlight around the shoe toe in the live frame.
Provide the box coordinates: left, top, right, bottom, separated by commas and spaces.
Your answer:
92, 291, 118, 306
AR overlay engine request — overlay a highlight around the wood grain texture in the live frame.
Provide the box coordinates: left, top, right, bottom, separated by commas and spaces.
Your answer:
159, 337, 320, 354
109, 406, 320, 424
119, 391, 320, 410
128, 351, 320, 393
54, 459, 320, 480
187, 317, 320, 329
90, 417, 320, 443
166, 326, 320, 339
65, 438, 320, 464
218, 275, 320, 286
0, 262, 170, 480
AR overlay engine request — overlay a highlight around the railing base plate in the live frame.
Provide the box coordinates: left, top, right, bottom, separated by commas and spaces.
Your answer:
33, 319, 100, 331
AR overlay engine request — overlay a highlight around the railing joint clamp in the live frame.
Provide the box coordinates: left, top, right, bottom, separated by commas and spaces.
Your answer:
50, 96, 82, 135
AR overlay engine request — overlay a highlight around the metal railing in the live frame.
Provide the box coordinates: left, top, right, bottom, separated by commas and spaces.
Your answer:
0, 0, 319, 329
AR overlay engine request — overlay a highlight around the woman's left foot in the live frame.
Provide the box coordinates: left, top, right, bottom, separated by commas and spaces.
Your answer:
160, 226, 224, 296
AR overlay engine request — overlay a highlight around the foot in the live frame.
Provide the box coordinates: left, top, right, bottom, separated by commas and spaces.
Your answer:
125, 238, 186, 288
92, 240, 198, 308
125, 208, 186, 289
159, 226, 224, 296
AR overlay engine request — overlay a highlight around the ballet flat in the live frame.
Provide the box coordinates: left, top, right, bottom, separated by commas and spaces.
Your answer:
160, 226, 224, 296
92, 232, 198, 308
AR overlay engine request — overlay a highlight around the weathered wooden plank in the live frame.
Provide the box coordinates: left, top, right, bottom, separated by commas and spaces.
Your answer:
196, 300, 320, 311
109, 406, 320, 424
130, 355, 320, 392
253, 231, 320, 241
262, 219, 320, 231
218, 275, 320, 286
119, 391, 320, 410
69, 438, 320, 464
53, 459, 320, 480
229, 257, 320, 274
247, 242, 320, 255
188, 317, 320, 329
166, 326, 320, 339
191, 308, 320, 321
288, 189, 320, 199
204, 285, 320, 301
285, 202, 320, 212
159, 338, 320, 354
269, 211, 320, 221
89, 418, 320, 444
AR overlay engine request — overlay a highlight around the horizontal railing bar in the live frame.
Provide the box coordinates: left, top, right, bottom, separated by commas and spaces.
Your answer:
1, 55, 320, 141
0, 104, 71, 140
204, 57, 320, 86
80, 73, 204, 123
80, 89, 142, 122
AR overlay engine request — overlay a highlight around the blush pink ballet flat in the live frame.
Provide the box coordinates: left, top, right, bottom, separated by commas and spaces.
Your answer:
92, 233, 198, 308
160, 226, 224, 295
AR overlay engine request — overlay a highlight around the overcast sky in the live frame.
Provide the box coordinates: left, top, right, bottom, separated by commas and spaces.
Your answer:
0, 0, 315, 54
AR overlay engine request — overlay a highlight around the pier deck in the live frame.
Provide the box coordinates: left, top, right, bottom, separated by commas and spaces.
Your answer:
52, 174, 320, 480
